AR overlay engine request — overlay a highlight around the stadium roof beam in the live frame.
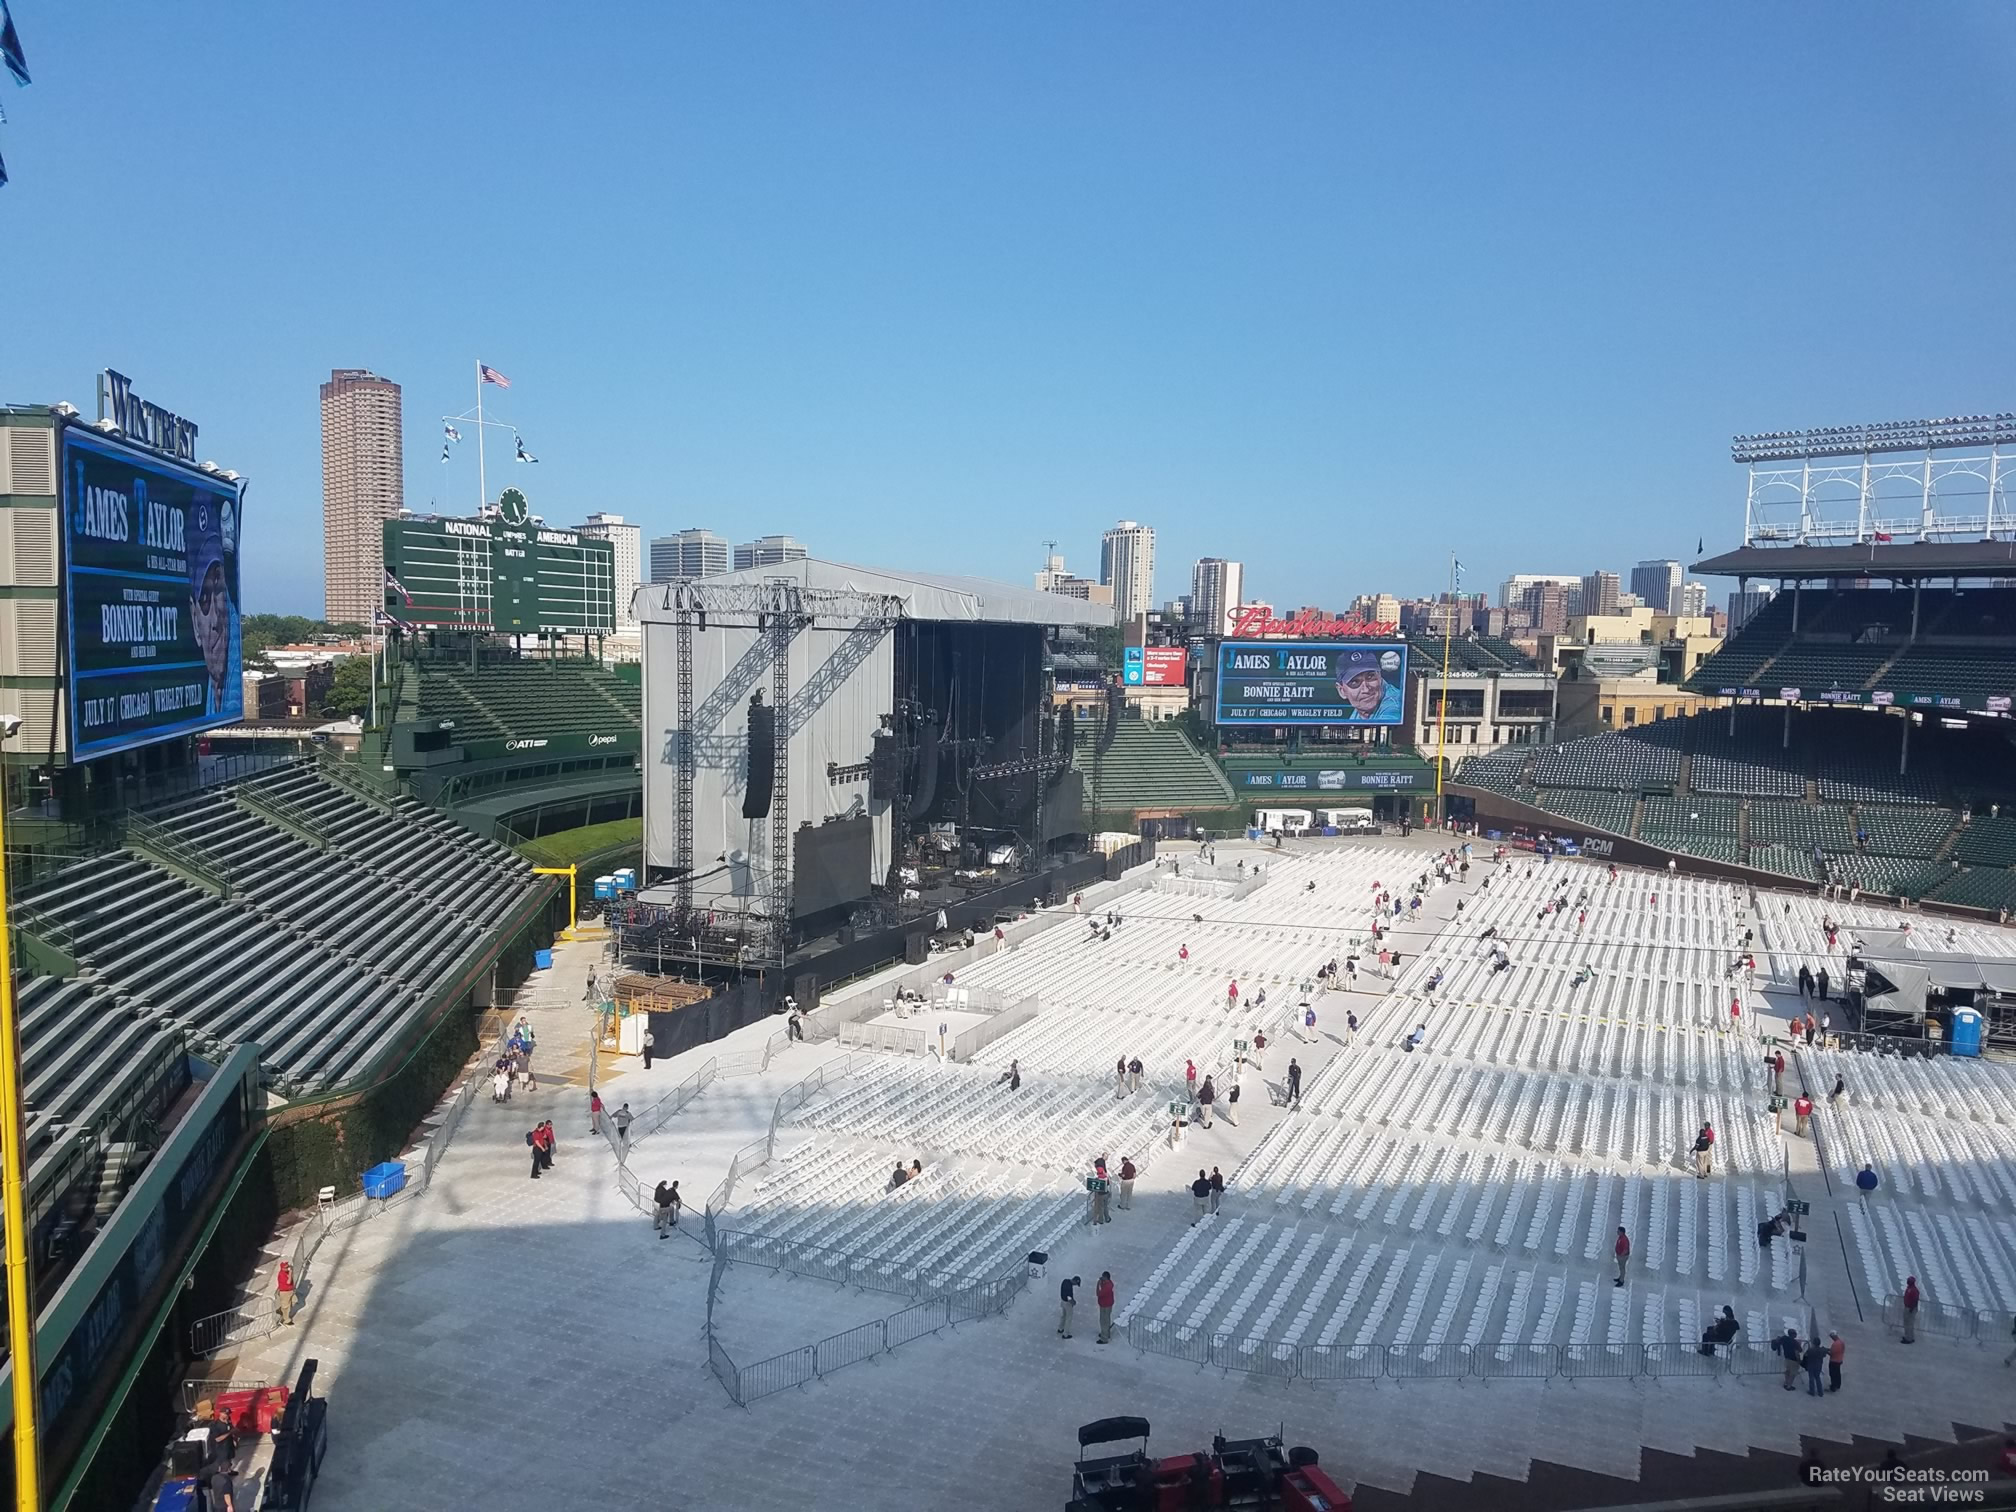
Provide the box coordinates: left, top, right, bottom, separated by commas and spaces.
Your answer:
1733, 413, 2016, 551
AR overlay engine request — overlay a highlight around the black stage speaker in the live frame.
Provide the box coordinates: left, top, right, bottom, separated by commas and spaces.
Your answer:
904, 931, 929, 965
869, 728, 901, 802
791, 972, 821, 1010
743, 696, 776, 819
1098, 684, 1122, 755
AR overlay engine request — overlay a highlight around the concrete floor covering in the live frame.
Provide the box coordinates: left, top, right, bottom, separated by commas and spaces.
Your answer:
228, 840, 2015, 1512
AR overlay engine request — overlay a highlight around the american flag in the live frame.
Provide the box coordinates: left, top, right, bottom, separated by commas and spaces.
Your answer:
478, 364, 510, 388
384, 569, 412, 604
1873, 531, 1894, 543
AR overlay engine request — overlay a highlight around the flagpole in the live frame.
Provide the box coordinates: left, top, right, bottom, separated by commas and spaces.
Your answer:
475, 360, 487, 512
1433, 553, 1458, 827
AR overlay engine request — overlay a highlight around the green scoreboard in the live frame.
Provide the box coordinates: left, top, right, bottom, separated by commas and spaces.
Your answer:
382, 490, 615, 635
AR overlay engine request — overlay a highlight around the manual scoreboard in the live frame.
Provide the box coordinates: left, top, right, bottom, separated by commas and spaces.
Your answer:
383, 491, 615, 635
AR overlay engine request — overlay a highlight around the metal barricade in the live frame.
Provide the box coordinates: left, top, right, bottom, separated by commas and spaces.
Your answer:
736, 1344, 814, 1403
1640, 1341, 1725, 1379
706, 1330, 745, 1405
1882, 1293, 1978, 1341
885, 1300, 950, 1348
1297, 1344, 1381, 1382
1211, 1334, 1297, 1379
189, 1298, 279, 1358
813, 1321, 885, 1379
1725, 1340, 1782, 1376
1561, 1343, 1641, 1379
1385, 1343, 1471, 1380
1469, 1342, 1559, 1380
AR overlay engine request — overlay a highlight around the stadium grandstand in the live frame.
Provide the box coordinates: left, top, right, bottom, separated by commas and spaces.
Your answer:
1075, 718, 1236, 816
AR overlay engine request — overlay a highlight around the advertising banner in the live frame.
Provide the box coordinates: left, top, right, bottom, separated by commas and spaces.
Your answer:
1122, 646, 1186, 686
1215, 641, 1407, 726
63, 430, 244, 759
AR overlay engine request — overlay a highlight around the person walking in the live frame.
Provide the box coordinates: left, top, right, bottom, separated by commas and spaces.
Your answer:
1775, 1327, 1803, 1390
1117, 1157, 1137, 1211
1901, 1276, 1919, 1343
615, 1102, 634, 1145
1829, 1074, 1846, 1106
1197, 1076, 1216, 1129
1184, 1059, 1198, 1104
641, 1028, 656, 1070
1057, 1275, 1080, 1339
590, 1089, 605, 1136
528, 1126, 543, 1179
1127, 1056, 1143, 1094
1209, 1166, 1225, 1214
1096, 1271, 1116, 1345
1816, 967, 1830, 1002
1614, 1226, 1631, 1287
1287, 1058, 1303, 1109
653, 1180, 677, 1238
1772, 1050, 1786, 1097
275, 1259, 297, 1326
1115, 1056, 1128, 1098
1223, 1079, 1240, 1126
1345, 1012, 1358, 1044
1797, 963, 1814, 999
1692, 1124, 1714, 1179
1802, 1335, 1827, 1396
1827, 1331, 1845, 1392
1793, 1093, 1813, 1137
1190, 1170, 1211, 1224
536, 1121, 556, 1169
1304, 1004, 1317, 1038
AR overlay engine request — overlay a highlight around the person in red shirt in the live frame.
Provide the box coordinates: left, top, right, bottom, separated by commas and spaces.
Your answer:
275, 1259, 296, 1325
1614, 1227, 1631, 1287
1729, 997, 1742, 1032
589, 1089, 604, 1136
1095, 1271, 1116, 1344
1772, 1051, 1786, 1096
1178, 944, 1189, 962
1793, 1094, 1813, 1137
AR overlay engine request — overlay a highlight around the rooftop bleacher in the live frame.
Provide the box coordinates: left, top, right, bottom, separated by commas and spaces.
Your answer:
1531, 732, 1681, 791
18, 765, 547, 1094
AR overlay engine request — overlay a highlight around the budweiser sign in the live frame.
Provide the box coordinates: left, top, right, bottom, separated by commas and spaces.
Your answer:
1227, 606, 1399, 639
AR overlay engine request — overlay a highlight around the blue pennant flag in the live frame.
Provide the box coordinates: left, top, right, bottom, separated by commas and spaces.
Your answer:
1, 1, 29, 87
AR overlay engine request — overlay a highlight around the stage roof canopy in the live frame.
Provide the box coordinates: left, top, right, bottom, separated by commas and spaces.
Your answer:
634, 558, 1115, 628
1692, 540, 2016, 580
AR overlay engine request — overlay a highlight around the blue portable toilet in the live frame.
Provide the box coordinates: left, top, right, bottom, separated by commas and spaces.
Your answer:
1948, 1007, 1983, 1058
593, 874, 617, 901
612, 867, 637, 892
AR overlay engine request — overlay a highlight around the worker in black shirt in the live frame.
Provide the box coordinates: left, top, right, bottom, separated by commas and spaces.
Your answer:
1057, 1275, 1080, 1338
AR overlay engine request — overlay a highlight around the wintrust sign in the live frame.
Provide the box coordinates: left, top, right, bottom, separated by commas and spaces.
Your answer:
1228, 607, 1398, 639
96, 369, 200, 462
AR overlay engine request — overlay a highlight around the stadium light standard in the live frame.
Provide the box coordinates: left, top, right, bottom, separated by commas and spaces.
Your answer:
0, 712, 42, 1511
1432, 556, 1461, 827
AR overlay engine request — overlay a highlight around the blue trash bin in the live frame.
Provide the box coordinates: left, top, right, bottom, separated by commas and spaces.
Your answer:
533, 947, 554, 970
362, 1160, 407, 1200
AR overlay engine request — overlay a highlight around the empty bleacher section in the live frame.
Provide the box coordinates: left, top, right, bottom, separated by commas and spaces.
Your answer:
19, 763, 549, 1096
1076, 719, 1235, 812
1458, 706, 2016, 903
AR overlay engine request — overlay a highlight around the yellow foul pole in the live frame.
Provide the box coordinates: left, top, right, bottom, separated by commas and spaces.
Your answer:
0, 794, 44, 1511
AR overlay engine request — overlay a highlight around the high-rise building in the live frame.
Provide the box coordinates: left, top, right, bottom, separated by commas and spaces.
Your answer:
1679, 581, 1709, 618
579, 513, 642, 627
1498, 573, 1581, 610
1727, 587, 1775, 630
1520, 582, 1573, 635
1035, 552, 1069, 593
1100, 520, 1156, 623
1579, 571, 1620, 617
1630, 559, 1683, 616
320, 368, 403, 625
649, 528, 729, 582
1189, 557, 1244, 637
734, 534, 810, 571
1162, 595, 1193, 620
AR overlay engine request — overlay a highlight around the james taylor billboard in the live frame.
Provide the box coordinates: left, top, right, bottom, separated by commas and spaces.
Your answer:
1215, 641, 1406, 726
64, 429, 244, 759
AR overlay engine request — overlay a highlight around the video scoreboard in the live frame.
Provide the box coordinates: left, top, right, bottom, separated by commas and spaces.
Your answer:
383, 491, 615, 635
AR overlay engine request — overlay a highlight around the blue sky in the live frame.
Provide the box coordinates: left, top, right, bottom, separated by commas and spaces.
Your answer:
4, 3, 2012, 616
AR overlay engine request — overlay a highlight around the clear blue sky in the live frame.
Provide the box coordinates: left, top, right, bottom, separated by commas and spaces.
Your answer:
5, 3, 2012, 616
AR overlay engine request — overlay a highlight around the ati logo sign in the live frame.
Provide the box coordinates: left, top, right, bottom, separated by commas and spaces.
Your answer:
1228, 607, 1398, 638
505, 737, 550, 750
